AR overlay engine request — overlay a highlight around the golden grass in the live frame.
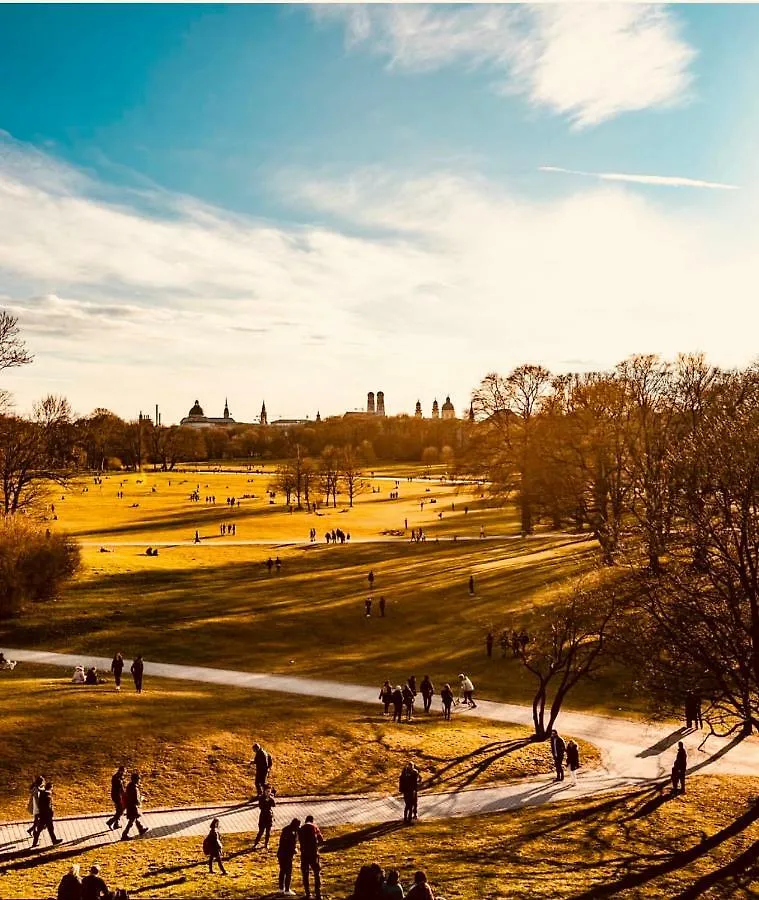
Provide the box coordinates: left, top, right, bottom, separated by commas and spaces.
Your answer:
3, 777, 758, 899
0, 666, 599, 821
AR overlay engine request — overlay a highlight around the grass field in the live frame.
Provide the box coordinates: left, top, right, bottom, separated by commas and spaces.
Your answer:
2, 776, 758, 899
0, 666, 599, 821
0, 469, 637, 715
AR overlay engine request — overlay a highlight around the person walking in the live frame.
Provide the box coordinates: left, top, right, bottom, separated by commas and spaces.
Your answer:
420, 675, 434, 714
81, 864, 110, 900
121, 772, 149, 839
277, 817, 300, 896
203, 817, 227, 874
27, 775, 44, 837
130, 655, 144, 693
32, 781, 62, 848
379, 680, 393, 717
566, 739, 580, 786
267, 557, 274, 573
298, 814, 324, 900
672, 741, 688, 794
368, 570, 375, 590
57, 864, 82, 900
486, 632, 494, 658
550, 730, 566, 782
110, 652, 124, 691
399, 763, 421, 825
440, 683, 454, 720
391, 685, 404, 723
402, 683, 415, 722
459, 673, 477, 708
251, 743, 273, 797
253, 784, 276, 850
379, 596, 386, 617
365, 598, 372, 617
106, 766, 126, 830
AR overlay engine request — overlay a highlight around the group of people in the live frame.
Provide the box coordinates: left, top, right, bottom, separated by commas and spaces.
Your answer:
219, 522, 237, 536
57, 863, 126, 900
0, 651, 17, 670
325, 528, 350, 544
549, 730, 582, 785
378, 674, 476, 722
364, 596, 387, 617
350, 866, 440, 899
69, 653, 144, 693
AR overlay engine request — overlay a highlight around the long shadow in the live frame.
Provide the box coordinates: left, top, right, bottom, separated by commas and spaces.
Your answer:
0, 836, 115, 871
129, 877, 188, 894
571, 799, 759, 898
321, 820, 406, 854
674, 839, 759, 899
422, 738, 533, 792
687, 733, 747, 776
637, 726, 690, 758
627, 781, 676, 819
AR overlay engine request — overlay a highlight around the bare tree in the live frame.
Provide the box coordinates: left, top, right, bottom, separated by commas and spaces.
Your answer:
340, 445, 368, 507
0, 310, 33, 373
320, 445, 341, 508
515, 581, 620, 739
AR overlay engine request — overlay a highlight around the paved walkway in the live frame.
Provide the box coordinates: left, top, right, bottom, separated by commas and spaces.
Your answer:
2, 648, 757, 859
79, 534, 554, 548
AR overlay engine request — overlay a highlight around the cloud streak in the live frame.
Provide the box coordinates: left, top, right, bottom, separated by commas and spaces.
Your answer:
539, 166, 739, 191
317, 4, 696, 127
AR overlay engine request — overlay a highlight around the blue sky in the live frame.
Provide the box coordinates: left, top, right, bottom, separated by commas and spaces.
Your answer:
1, 4, 758, 424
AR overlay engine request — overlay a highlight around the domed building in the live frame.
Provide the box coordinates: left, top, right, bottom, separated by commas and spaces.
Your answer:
180, 399, 236, 429
441, 396, 456, 420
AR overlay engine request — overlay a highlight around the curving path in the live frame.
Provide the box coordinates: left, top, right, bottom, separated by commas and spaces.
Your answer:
1, 647, 757, 858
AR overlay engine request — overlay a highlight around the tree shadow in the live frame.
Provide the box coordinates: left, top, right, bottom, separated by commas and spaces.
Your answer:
322, 820, 407, 854
422, 738, 534, 792
674, 839, 759, 899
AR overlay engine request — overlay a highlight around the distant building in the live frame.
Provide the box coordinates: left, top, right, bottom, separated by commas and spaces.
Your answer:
376, 391, 386, 416
345, 390, 387, 419
432, 399, 440, 419
180, 399, 236, 429
367, 391, 375, 415
415, 400, 423, 418
441, 396, 455, 420
260, 401, 268, 426
468, 402, 475, 423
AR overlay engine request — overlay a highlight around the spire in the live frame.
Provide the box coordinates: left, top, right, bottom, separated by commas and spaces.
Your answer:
316, 410, 321, 423
469, 402, 475, 423
223, 397, 230, 419
260, 401, 268, 426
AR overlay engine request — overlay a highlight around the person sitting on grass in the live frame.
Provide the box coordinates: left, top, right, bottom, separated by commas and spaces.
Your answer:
406, 871, 438, 900
0, 652, 17, 670
382, 869, 405, 897
71, 665, 86, 684
57, 864, 82, 900
81, 864, 110, 900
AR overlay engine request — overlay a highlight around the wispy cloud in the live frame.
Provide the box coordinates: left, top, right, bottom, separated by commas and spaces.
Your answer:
316, 4, 696, 128
539, 166, 739, 191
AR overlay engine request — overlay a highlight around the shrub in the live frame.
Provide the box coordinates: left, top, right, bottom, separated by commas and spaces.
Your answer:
0, 517, 80, 618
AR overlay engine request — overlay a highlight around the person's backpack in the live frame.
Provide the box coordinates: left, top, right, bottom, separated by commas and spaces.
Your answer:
202, 833, 213, 856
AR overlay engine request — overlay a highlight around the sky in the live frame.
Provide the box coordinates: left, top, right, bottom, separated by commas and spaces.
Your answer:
1, 3, 759, 425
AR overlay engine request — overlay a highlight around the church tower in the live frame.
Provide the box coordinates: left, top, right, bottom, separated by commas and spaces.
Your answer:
376, 391, 385, 416
415, 400, 422, 418
367, 391, 375, 415
316, 410, 321, 423
223, 397, 231, 420
468, 402, 475, 423
260, 401, 268, 426
442, 396, 455, 420
432, 399, 440, 419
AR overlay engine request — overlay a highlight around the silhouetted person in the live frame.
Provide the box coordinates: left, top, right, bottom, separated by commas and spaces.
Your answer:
368, 570, 375, 589
81, 865, 110, 900
399, 762, 421, 824
106, 766, 126, 830
275, 556, 281, 572
550, 730, 566, 782
130, 655, 144, 693
407, 870, 436, 899
672, 741, 687, 794
486, 632, 494, 658
379, 596, 386, 617
253, 785, 276, 850
32, 781, 62, 847
277, 817, 300, 895
379, 680, 393, 716
402, 683, 415, 721
57, 864, 82, 900
298, 815, 324, 900
365, 598, 372, 617
252, 743, 272, 796
391, 685, 403, 723
441, 683, 454, 720
566, 739, 580, 786
420, 675, 434, 713
121, 772, 149, 839
204, 817, 227, 874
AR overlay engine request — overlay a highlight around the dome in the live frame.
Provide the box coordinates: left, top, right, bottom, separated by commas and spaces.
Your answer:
442, 396, 454, 410
188, 400, 204, 417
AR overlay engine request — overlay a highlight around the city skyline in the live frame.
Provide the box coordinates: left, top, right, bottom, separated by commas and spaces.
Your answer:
2, 4, 759, 424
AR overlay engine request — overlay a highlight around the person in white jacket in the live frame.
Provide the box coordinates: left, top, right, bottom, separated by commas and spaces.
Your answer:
458, 674, 477, 708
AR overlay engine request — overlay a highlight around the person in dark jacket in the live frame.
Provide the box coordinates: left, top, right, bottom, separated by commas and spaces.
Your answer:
298, 815, 324, 900
251, 743, 272, 796
486, 632, 494, 658
379, 596, 386, 617
420, 676, 434, 714
566, 739, 580, 785
391, 685, 403, 723
440, 683, 454, 721
408, 675, 417, 695
130, 655, 144, 693
399, 762, 422, 825
121, 772, 149, 839
379, 681, 393, 716
253, 784, 276, 850
277, 817, 300, 895
57, 864, 82, 900
81, 864, 110, 900
111, 653, 124, 691
32, 781, 62, 847
106, 766, 126, 830
205, 817, 227, 874
550, 730, 566, 782
402, 683, 415, 722
672, 741, 688, 794
27, 775, 45, 837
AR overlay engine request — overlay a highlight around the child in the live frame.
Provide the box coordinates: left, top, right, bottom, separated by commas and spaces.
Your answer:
203, 818, 227, 875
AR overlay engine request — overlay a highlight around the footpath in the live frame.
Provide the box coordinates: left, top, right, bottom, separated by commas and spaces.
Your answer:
1, 648, 757, 856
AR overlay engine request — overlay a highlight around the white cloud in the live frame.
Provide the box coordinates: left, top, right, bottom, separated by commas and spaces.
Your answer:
317, 4, 696, 128
539, 166, 739, 191
1, 135, 758, 425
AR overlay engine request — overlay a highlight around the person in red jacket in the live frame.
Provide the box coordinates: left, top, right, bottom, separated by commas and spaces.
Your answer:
298, 815, 324, 900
